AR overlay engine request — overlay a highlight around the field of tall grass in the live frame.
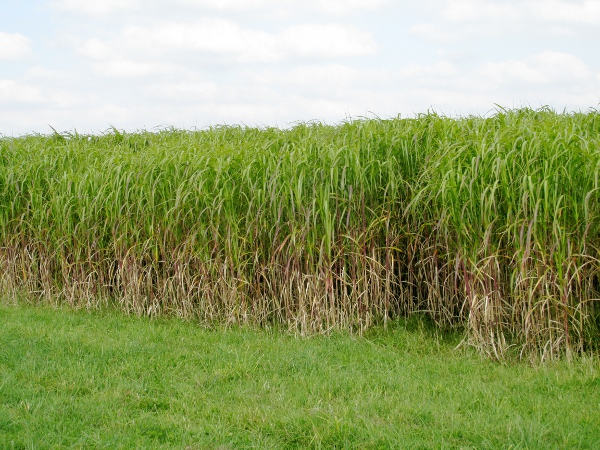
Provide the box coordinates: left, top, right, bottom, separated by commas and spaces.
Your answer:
1, 107, 599, 359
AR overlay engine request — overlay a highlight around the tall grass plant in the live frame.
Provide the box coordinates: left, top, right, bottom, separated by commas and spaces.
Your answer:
1, 107, 599, 359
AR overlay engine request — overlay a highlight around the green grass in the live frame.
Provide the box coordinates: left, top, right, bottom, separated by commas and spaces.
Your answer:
1, 107, 600, 358
1, 302, 599, 449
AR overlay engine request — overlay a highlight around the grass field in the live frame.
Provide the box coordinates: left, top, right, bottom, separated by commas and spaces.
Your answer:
1, 302, 599, 449
1, 107, 600, 359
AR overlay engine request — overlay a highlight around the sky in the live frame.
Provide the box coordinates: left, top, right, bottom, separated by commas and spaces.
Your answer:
1, 0, 599, 135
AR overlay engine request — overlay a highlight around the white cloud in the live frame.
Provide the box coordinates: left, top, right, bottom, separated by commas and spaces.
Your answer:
246, 64, 390, 100
77, 20, 376, 70
397, 61, 460, 80
172, 0, 387, 14
533, 0, 600, 24
51, 0, 141, 16
532, 51, 592, 81
78, 39, 112, 60
90, 60, 184, 78
278, 24, 376, 58
444, 0, 600, 24
0, 79, 80, 108
140, 81, 219, 103
444, 0, 523, 21
52, 0, 387, 16
408, 23, 454, 42
479, 51, 592, 87
408, 0, 600, 45
116, 20, 276, 61
480, 60, 542, 85
172, 0, 282, 11
25, 67, 74, 82
306, 0, 388, 14
0, 32, 32, 60
254, 64, 359, 86
0, 80, 44, 104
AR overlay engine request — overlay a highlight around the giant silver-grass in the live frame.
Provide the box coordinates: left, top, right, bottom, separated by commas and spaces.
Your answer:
0, 108, 598, 360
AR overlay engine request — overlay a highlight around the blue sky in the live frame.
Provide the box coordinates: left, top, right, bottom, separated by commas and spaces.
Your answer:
1, 0, 599, 135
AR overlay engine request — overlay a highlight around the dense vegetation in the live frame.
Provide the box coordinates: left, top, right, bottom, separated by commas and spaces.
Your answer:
1, 107, 599, 359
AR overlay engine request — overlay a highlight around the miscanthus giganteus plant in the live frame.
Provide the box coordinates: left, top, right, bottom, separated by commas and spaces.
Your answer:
0, 107, 598, 360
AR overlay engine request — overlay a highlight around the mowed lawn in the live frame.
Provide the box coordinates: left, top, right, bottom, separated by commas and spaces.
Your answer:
1, 303, 599, 449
